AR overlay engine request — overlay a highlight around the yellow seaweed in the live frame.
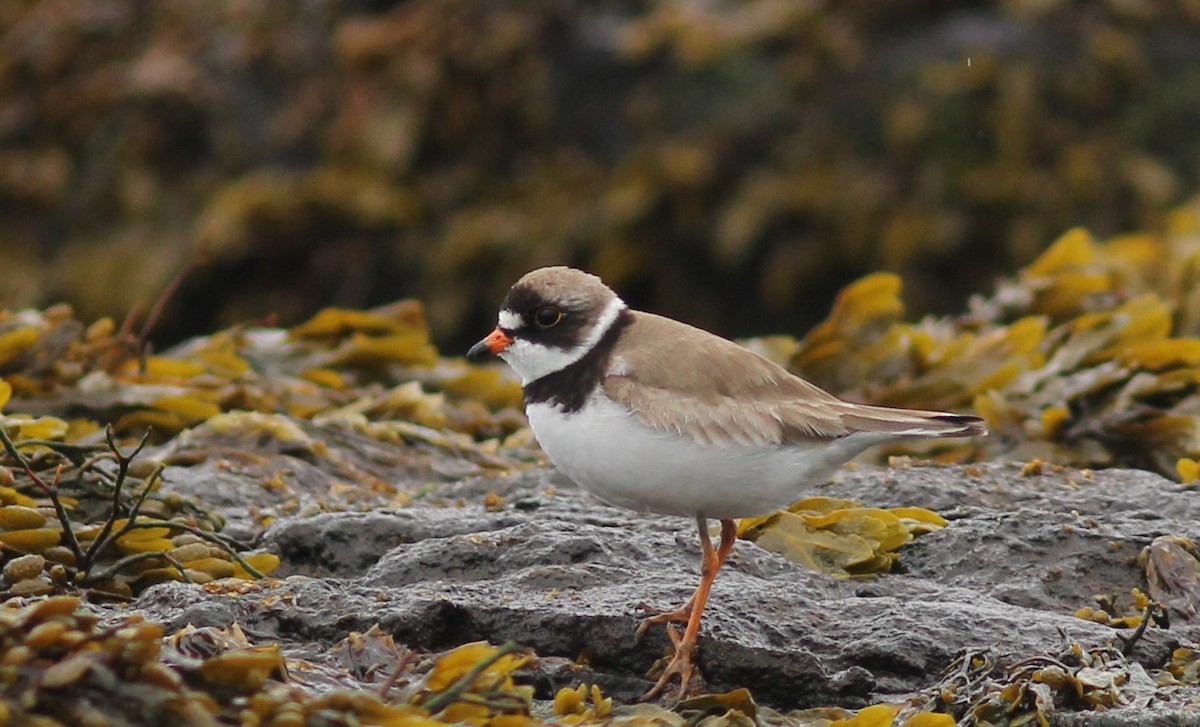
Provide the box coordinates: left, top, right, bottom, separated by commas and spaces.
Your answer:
231, 553, 281, 579
115, 537, 175, 556
1178, 458, 1200, 483
0, 328, 39, 367
292, 308, 405, 338
195, 342, 252, 378
301, 367, 348, 390
1119, 339, 1200, 369
800, 508, 912, 553
752, 512, 879, 574
424, 641, 527, 692
1026, 227, 1095, 277
150, 395, 222, 423
198, 647, 286, 688
12, 415, 70, 441
890, 507, 949, 528
902, 713, 956, 727
0, 505, 48, 531
831, 703, 899, 727
0, 528, 61, 552
114, 409, 190, 434
326, 332, 439, 368
127, 357, 207, 380
183, 557, 236, 579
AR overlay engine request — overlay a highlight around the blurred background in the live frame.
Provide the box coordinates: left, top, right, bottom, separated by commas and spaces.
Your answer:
2, 0, 1199, 351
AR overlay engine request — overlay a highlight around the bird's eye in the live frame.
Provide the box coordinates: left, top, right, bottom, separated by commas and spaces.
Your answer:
534, 307, 563, 328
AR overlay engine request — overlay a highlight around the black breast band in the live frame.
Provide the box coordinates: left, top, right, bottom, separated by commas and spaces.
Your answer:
523, 310, 633, 413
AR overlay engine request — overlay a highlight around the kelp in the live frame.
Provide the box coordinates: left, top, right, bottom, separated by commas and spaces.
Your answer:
0, 300, 524, 446
784, 208, 1200, 479
917, 640, 1200, 726
9, 609, 975, 727
0, 419, 274, 601
0, 294, 536, 601
7, 2, 1200, 363
738, 497, 947, 577
1139, 536, 1200, 623
0, 599, 539, 726
9, 204, 1200, 483
5, 200, 1200, 722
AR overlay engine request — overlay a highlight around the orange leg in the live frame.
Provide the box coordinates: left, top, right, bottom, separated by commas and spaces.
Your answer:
642, 517, 738, 701
635, 594, 696, 637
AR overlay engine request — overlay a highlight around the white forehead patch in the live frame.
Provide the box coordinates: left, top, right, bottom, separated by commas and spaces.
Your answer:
498, 310, 524, 330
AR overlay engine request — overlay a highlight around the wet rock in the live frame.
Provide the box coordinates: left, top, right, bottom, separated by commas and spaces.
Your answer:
820, 462, 1200, 614
818, 462, 1200, 520
266, 509, 521, 578
130, 461, 1199, 719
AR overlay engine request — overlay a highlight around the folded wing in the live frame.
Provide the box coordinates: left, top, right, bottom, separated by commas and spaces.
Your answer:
603, 312, 985, 447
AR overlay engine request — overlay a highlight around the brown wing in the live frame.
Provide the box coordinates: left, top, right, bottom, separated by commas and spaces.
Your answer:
601, 312, 848, 446
602, 312, 986, 447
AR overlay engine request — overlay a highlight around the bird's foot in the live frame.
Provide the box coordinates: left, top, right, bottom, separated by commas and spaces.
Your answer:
643, 625, 704, 702
635, 599, 694, 639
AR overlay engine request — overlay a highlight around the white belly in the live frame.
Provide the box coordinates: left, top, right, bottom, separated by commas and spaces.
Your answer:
526, 395, 876, 519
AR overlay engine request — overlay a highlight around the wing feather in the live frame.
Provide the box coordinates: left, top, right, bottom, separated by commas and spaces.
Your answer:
602, 312, 849, 446
602, 311, 986, 447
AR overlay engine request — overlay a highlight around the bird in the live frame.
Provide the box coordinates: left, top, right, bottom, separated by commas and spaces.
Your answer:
467, 266, 987, 701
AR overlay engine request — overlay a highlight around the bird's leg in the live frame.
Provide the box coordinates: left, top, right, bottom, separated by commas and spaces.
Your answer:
635, 593, 697, 636
643, 517, 738, 701
636, 517, 740, 633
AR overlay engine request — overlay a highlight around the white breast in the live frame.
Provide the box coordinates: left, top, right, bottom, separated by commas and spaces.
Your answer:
526, 393, 877, 519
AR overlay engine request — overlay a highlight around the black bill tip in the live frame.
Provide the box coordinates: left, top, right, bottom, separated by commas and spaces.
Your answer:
467, 340, 493, 361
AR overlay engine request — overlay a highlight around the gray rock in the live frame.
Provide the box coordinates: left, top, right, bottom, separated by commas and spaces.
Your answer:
129, 460, 1200, 720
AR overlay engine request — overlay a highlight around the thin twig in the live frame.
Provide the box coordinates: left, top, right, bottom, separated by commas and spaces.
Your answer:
68, 452, 119, 497
83, 427, 153, 564
137, 257, 194, 352
1120, 601, 1161, 656
379, 649, 420, 701
0, 427, 85, 564
3, 440, 109, 464
456, 692, 530, 711
0, 426, 48, 493
86, 461, 165, 564
110, 424, 151, 462
80, 549, 190, 586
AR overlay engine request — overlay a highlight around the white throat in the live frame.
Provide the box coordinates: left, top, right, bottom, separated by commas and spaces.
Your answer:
500, 296, 626, 385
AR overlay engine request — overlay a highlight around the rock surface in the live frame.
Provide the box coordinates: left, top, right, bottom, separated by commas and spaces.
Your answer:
128, 458, 1200, 721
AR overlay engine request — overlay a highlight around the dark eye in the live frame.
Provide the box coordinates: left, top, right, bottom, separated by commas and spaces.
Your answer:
534, 307, 563, 328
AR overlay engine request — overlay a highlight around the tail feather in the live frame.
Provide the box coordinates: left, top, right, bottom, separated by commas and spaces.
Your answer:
841, 406, 988, 439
